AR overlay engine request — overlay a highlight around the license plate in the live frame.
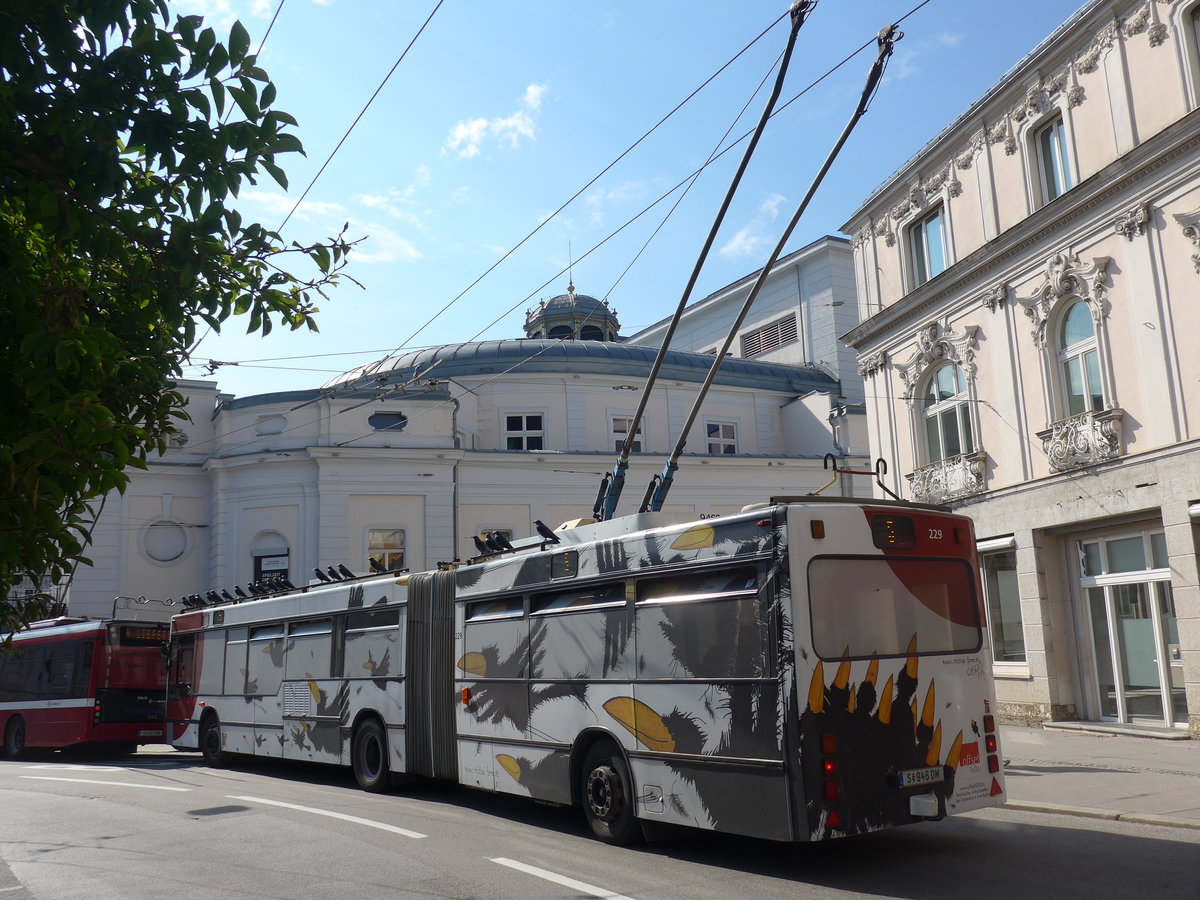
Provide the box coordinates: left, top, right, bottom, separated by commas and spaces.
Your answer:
897, 765, 944, 787
138, 729, 163, 738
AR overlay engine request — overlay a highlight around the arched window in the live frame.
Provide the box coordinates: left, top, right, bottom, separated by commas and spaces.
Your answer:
1057, 301, 1103, 416
922, 362, 973, 462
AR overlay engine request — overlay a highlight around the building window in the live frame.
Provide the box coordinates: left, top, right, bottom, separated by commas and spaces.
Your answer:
908, 206, 947, 288
368, 411, 408, 431
1057, 301, 1103, 416
706, 421, 737, 455
922, 362, 973, 462
740, 314, 798, 359
505, 413, 544, 450
1035, 116, 1072, 204
611, 416, 642, 452
367, 528, 405, 572
981, 550, 1024, 663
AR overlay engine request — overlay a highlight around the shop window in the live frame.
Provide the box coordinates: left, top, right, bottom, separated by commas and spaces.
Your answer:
981, 550, 1025, 663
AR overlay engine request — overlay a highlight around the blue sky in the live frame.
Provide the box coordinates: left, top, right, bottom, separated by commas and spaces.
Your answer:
178, 0, 1089, 398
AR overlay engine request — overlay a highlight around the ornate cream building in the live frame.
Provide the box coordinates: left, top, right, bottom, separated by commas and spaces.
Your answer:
842, 0, 1200, 733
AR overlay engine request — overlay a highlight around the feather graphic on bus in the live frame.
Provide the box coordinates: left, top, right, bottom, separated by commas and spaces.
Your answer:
800, 635, 967, 838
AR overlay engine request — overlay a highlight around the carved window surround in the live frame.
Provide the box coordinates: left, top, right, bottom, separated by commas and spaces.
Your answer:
1036, 408, 1124, 472
906, 450, 987, 504
1017, 252, 1110, 350
896, 321, 979, 404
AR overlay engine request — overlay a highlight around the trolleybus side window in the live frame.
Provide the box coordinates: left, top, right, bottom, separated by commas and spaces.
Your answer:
808, 556, 982, 660
634, 566, 772, 679
462, 597, 527, 679
529, 582, 629, 680
224, 627, 248, 695
171, 633, 196, 696
247, 624, 286, 697
0, 649, 30, 701
286, 619, 334, 680
343, 607, 400, 679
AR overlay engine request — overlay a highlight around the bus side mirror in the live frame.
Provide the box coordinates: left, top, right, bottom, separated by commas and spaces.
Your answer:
161, 641, 171, 661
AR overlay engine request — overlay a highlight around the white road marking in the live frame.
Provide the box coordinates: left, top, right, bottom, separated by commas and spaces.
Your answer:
227, 795, 427, 839
25, 764, 125, 772
490, 857, 638, 900
20, 776, 191, 792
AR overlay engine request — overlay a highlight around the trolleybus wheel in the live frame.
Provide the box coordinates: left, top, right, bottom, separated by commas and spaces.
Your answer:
199, 713, 227, 766
580, 740, 640, 844
352, 719, 391, 793
3, 716, 26, 760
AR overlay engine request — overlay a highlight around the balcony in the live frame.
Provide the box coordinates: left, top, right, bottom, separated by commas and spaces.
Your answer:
1036, 408, 1124, 472
906, 451, 987, 504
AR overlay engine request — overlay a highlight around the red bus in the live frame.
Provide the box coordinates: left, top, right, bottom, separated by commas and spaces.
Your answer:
1, 618, 168, 757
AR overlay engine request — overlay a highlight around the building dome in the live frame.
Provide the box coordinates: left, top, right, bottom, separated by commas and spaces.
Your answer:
523, 282, 620, 341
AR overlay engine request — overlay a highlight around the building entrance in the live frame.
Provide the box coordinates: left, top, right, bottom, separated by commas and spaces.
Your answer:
1080, 532, 1186, 726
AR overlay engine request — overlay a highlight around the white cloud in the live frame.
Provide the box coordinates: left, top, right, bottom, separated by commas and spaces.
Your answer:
242, 190, 347, 222
719, 193, 785, 259
442, 84, 549, 159
937, 32, 965, 48
352, 222, 422, 264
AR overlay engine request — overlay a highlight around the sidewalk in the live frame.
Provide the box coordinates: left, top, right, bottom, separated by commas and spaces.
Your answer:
999, 723, 1200, 830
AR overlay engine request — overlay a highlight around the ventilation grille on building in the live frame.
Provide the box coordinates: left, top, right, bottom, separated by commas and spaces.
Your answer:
740, 314, 798, 359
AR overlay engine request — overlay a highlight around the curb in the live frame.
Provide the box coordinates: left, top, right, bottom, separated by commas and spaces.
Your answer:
1004, 800, 1200, 831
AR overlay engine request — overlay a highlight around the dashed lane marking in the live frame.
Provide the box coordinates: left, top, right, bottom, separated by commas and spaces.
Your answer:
490, 857, 638, 900
227, 795, 427, 839
19, 776, 191, 792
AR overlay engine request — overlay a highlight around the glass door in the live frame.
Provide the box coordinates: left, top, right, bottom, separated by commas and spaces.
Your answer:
1080, 532, 1183, 726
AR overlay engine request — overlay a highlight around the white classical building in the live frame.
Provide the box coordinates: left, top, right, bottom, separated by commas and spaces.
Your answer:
841, 0, 1200, 733
69, 240, 866, 620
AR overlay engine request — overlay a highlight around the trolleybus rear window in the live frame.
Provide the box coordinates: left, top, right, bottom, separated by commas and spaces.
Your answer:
808, 556, 981, 660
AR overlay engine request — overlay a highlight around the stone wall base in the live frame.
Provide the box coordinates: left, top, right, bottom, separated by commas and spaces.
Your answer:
996, 701, 1076, 726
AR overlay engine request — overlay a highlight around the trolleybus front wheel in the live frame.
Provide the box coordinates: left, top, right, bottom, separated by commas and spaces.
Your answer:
580, 740, 640, 844
3, 716, 26, 760
199, 713, 227, 767
352, 718, 391, 793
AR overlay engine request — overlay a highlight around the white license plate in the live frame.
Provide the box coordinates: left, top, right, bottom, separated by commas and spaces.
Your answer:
897, 765, 944, 787
137, 729, 163, 738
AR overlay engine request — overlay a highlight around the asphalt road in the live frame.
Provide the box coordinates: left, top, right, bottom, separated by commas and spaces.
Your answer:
2, 747, 1197, 899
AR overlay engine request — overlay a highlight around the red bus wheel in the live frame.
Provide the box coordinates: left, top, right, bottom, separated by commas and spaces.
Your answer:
3, 716, 26, 760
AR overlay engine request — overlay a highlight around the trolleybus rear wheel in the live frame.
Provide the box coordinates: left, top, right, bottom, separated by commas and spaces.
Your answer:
580, 740, 640, 844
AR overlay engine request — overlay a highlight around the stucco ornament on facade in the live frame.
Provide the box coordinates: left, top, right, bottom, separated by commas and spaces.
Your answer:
857, 350, 887, 379
1036, 407, 1124, 471
1124, 1, 1169, 46
1114, 202, 1152, 239
1172, 208, 1200, 272
1017, 252, 1111, 349
907, 451, 987, 504
979, 282, 1010, 311
1076, 20, 1120, 73
896, 321, 979, 405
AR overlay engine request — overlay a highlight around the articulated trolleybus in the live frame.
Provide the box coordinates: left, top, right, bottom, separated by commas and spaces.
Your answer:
2, 619, 168, 757
167, 496, 1006, 843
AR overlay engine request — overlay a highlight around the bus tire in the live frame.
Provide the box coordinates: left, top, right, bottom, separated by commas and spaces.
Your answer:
580, 740, 640, 845
199, 713, 227, 767
3, 716, 26, 760
352, 719, 391, 793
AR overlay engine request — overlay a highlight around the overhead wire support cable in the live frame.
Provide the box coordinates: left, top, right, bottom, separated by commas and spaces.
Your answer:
643, 22, 903, 515
594, 0, 815, 523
